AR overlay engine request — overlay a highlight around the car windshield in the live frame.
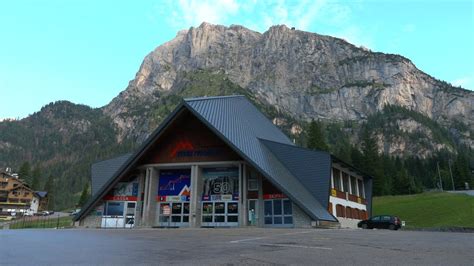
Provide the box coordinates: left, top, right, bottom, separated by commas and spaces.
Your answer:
371, 216, 380, 221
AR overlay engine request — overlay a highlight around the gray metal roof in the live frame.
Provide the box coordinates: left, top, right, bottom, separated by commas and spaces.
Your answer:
185, 96, 336, 221
260, 139, 333, 215
35, 191, 48, 198
91, 153, 132, 196
76, 95, 339, 222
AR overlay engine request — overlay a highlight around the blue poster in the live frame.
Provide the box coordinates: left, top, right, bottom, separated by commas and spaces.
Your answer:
158, 169, 191, 201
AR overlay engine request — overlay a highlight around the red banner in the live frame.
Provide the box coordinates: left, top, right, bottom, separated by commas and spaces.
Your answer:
103, 195, 138, 201
263, 193, 287, 199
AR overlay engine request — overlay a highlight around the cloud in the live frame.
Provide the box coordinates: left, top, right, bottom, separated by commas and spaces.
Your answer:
155, 0, 373, 48
159, 0, 240, 29
451, 76, 472, 89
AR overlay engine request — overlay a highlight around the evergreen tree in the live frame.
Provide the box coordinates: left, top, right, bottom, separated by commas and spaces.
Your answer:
307, 120, 329, 151
31, 166, 41, 190
361, 129, 384, 195
18, 162, 31, 184
43, 174, 55, 210
78, 183, 90, 207
350, 146, 364, 169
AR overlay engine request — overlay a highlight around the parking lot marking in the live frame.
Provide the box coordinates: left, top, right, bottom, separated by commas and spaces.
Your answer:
258, 243, 332, 250
230, 237, 266, 243
229, 230, 330, 244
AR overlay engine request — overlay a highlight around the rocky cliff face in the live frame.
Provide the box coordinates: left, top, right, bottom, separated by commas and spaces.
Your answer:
104, 22, 472, 151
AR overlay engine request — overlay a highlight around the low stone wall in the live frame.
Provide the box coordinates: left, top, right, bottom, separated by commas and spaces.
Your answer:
292, 203, 312, 228
79, 212, 101, 228
338, 217, 360, 229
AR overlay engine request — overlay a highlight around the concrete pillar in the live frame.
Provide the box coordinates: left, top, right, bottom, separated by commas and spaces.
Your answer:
148, 167, 158, 226
142, 168, 151, 225
134, 170, 146, 226
190, 165, 204, 228
257, 171, 264, 227
240, 163, 247, 226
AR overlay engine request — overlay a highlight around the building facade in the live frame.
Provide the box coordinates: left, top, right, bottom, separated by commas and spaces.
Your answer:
0, 172, 35, 216
75, 96, 372, 229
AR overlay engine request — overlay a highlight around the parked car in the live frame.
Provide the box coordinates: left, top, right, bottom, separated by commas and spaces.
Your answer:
358, 215, 401, 230
70, 209, 81, 216
41, 211, 50, 216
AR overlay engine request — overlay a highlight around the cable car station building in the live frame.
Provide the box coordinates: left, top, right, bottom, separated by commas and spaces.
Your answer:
74, 96, 372, 229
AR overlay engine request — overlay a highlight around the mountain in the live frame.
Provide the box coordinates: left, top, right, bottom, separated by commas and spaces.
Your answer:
106, 23, 472, 150
0, 23, 472, 208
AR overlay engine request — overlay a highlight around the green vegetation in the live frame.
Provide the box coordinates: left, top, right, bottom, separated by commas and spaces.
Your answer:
9, 216, 73, 229
297, 105, 473, 196
373, 192, 474, 229
307, 120, 329, 151
0, 70, 472, 210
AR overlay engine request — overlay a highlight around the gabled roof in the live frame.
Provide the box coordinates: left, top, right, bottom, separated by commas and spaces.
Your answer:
35, 191, 48, 198
75, 95, 336, 222
185, 96, 336, 222
260, 139, 334, 219
91, 153, 133, 196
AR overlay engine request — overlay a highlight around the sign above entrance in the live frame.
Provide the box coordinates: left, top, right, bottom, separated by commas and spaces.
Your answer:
103, 181, 139, 201
157, 169, 191, 202
202, 167, 239, 201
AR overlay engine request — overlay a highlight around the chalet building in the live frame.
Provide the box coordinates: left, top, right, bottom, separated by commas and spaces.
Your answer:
74, 96, 372, 229
0, 171, 34, 216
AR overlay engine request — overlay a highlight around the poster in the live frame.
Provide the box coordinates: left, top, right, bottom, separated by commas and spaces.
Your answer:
104, 180, 138, 201
157, 169, 191, 202
202, 167, 239, 201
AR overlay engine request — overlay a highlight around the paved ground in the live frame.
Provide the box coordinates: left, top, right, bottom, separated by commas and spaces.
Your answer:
1, 228, 473, 265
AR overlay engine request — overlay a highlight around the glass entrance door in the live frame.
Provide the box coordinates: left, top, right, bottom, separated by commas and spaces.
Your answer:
247, 199, 258, 226
264, 199, 293, 227
158, 202, 190, 227
201, 201, 239, 227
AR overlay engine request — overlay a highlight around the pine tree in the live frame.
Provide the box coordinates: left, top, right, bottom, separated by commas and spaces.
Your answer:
307, 120, 329, 151
18, 162, 31, 184
31, 166, 41, 190
78, 183, 90, 207
361, 129, 384, 195
350, 146, 364, 169
43, 174, 55, 210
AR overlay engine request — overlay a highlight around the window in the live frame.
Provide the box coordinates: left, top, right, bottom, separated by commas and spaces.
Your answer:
371, 216, 381, 221
346, 207, 352, 218
350, 176, 358, 196
357, 179, 365, 198
105, 202, 124, 216
336, 204, 345, 217
342, 172, 349, 192
382, 216, 391, 221
248, 171, 258, 191
332, 168, 341, 190
264, 199, 292, 226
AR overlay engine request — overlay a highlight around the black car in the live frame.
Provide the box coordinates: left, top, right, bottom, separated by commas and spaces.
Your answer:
358, 215, 401, 230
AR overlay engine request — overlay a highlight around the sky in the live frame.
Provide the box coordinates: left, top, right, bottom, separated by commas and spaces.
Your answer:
1, 0, 473, 120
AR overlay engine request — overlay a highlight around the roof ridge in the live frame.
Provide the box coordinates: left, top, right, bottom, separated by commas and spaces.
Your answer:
184, 95, 245, 102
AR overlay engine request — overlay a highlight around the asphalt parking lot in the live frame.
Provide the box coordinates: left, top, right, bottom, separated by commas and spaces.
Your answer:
1, 228, 473, 265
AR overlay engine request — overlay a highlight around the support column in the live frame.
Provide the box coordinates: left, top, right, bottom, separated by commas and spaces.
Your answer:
257, 172, 264, 227
240, 163, 247, 226
148, 167, 158, 226
134, 170, 146, 227
190, 165, 201, 228
142, 167, 151, 226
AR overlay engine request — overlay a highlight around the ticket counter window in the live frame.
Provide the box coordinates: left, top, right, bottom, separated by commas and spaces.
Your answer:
102, 201, 136, 228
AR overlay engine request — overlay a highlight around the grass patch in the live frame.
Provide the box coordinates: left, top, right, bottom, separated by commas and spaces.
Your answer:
9, 216, 73, 229
373, 192, 474, 229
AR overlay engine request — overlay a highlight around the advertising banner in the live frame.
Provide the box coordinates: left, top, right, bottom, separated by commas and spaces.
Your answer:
157, 169, 191, 202
103, 181, 139, 201
202, 167, 239, 201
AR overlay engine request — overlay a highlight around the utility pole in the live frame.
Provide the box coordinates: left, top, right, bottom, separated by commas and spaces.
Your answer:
448, 159, 455, 191
437, 162, 443, 191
